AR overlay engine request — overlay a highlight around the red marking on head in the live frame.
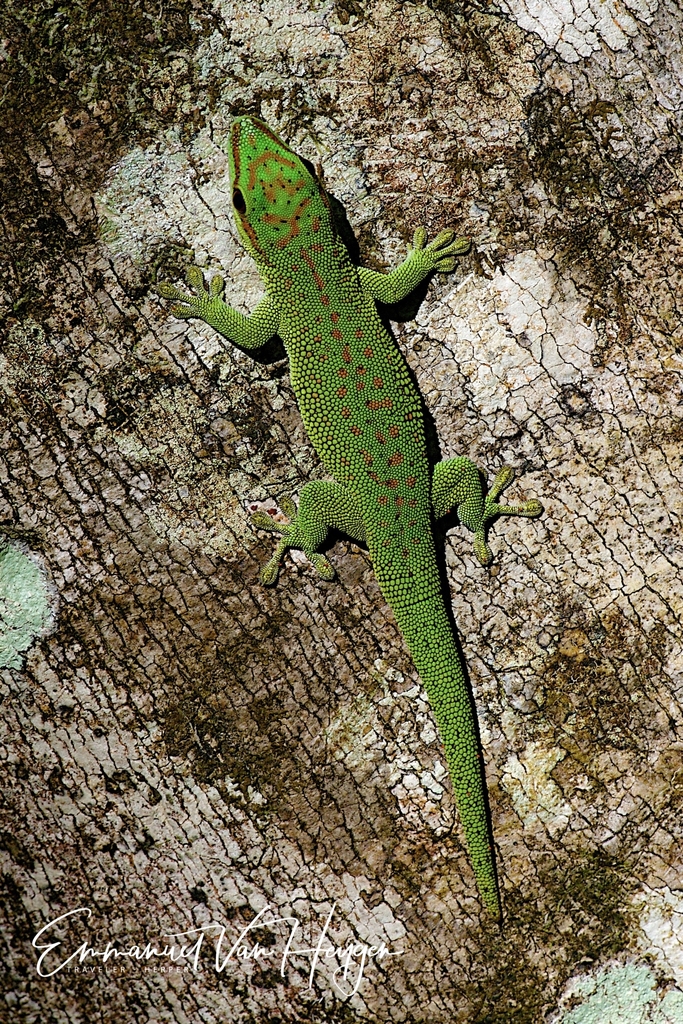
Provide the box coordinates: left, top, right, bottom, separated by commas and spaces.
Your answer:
406, 476, 416, 488
262, 170, 305, 203
331, 329, 343, 340
378, 495, 388, 506
341, 407, 350, 418
342, 346, 352, 364
389, 425, 399, 438
388, 452, 404, 467
363, 346, 373, 358
337, 386, 348, 397
247, 150, 298, 191
373, 377, 383, 388
350, 425, 361, 436
367, 399, 393, 410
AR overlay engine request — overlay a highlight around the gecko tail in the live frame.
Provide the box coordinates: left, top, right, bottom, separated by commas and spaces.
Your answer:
388, 593, 501, 918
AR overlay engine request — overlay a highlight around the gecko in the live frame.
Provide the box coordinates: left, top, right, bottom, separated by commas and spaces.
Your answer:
159, 116, 543, 917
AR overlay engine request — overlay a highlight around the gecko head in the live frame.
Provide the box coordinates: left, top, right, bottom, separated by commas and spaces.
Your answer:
228, 116, 332, 264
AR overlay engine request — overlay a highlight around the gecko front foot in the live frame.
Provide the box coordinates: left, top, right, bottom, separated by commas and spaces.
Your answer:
409, 226, 471, 273
157, 266, 226, 321
250, 495, 334, 585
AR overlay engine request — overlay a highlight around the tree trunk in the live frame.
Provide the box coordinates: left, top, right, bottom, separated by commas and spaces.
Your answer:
1, 1, 682, 1021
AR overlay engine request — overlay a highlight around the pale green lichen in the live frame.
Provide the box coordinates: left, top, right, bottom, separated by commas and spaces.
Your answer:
554, 963, 683, 1024
0, 541, 53, 669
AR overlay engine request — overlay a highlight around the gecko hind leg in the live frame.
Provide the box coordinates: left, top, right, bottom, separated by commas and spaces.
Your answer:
250, 481, 366, 585
432, 458, 543, 566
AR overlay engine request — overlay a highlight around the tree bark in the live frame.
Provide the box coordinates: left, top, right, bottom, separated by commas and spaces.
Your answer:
1, 1, 682, 1021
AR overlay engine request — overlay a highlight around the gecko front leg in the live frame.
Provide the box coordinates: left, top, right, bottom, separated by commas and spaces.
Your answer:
158, 267, 280, 349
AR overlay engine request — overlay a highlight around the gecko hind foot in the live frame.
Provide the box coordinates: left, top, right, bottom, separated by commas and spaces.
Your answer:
483, 466, 544, 523
250, 496, 334, 585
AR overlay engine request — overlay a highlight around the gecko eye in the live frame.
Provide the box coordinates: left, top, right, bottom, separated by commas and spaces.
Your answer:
232, 187, 246, 213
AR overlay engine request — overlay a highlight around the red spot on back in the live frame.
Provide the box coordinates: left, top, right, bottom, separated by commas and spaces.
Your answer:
341, 407, 351, 418
367, 399, 393, 410
373, 377, 383, 388
331, 329, 343, 340
355, 329, 364, 338
356, 366, 365, 374
331, 312, 340, 323
363, 346, 373, 357
376, 432, 386, 444
342, 346, 352, 364
388, 452, 404, 467
406, 476, 416, 488
396, 497, 405, 508
387, 479, 399, 489
350, 425, 361, 436
389, 425, 399, 438
356, 380, 364, 391
321, 295, 330, 306
338, 368, 348, 378
337, 387, 348, 397
312, 217, 320, 231
378, 495, 388, 505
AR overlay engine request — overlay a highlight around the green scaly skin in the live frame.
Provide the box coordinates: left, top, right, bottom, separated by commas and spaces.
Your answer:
159, 116, 543, 918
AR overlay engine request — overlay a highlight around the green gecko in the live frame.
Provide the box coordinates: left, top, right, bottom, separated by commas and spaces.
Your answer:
159, 116, 542, 917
